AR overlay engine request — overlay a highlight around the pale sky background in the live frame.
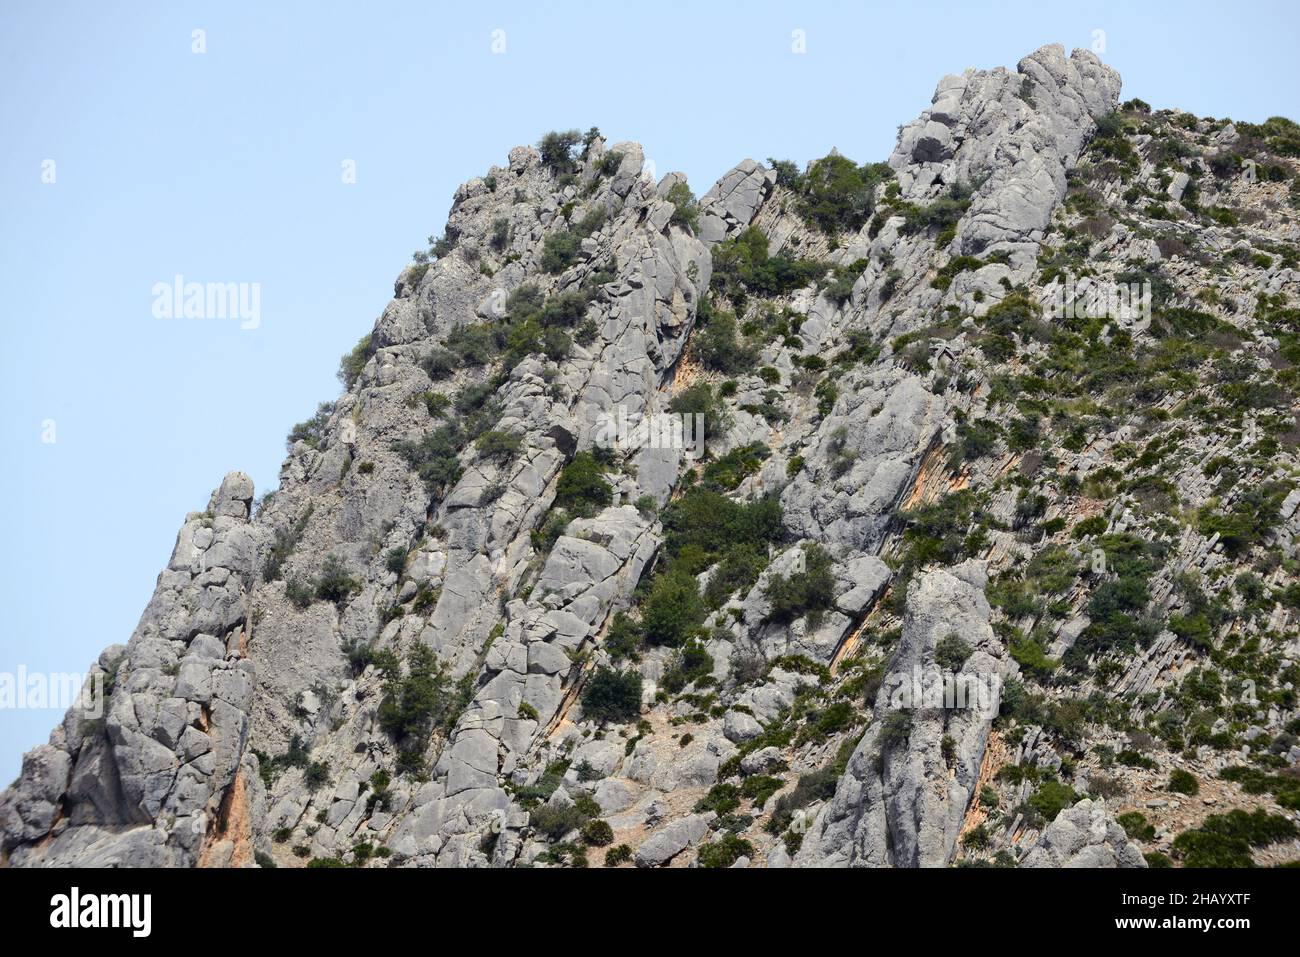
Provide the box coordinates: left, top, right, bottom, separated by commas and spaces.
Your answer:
2, 0, 1297, 782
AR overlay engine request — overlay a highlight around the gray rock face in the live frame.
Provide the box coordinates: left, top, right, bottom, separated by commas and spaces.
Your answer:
891, 45, 1122, 274
698, 159, 776, 244
13, 44, 1249, 874
3, 473, 264, 867
795, 562, 1012, 867
781, 370, 943, 552
1019, 800, 1147, 868
634, 813, 712, 867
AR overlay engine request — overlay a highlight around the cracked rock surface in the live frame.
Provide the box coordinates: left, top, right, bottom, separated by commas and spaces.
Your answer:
6, 44, 1300, 870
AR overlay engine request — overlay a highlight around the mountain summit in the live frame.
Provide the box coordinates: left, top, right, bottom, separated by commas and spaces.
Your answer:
6, 44, 1300, 869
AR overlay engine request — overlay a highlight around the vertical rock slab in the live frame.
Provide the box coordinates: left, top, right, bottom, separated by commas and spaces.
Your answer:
796, 561, 1013, 867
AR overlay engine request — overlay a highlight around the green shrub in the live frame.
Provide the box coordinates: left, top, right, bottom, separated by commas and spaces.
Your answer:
581, 819, 614, 846
1117, 749, 1157, 770
1027, 780, 1078, 823
1092, 111, 1126, 139
598, 150, 624, 176
385, 547, 409, 575
962, 823, 990, 850
797, 700, 855, 745
766, 764, 840, 834
1172, 829, 1253, 868
701, 442, 769, 492
793, 153, 892, 235
446, 323, 497, 366
541, 230, 580, 273
421, 348, 457, 381
667, 382, 727, 441
1068, 535, 1161, 667
703, 546, 768, 608
1168, 768, 1199, 796
766, 158, 802, 188
581, 668, 643, 723
661, 639, 713, 693
696, 833, 753, 868
489, 217, 510, 252
694, 782, 740, 815
665, 180, 699, 231
428, 231, 457, 258
476, 429, 522, 462
947, 419, 1000, 469
900, 180, 978, 235
898, 490, 984, 566
304, 760, 331, 791
1008, 632, 1058, 679
287, 402, 335, 450
1117, 811, 1156, 841
934, 634, 972, 671
1199, 808, 1299, 847
1170, 811, 1300, 868
263, 505, 314, 581
538, 129, 582, 175
660, 489, 783, 569
530, 802, 587, 841
337, 333, 373, 389
740, 774, 784, 807
314, 556, 360, 606
642, 570, 705, 646
1071, 516, 1108, 539
572, 206, 606, 240
694, 307, 758, 374
377, 645, 460, 757
1196, 482, 1287, 557
710, 227, 825, 305
604, 843, 633, 866
506, 283, 545, 321
604, 612, 642, 661
539, 289, 591, 327
285, 577, 314, 609
763, 543, 835, 627
531, 509, 570, 554
1219, 765, 1300, 809
879, 710, 911, 750
554, 451, 613, 516
397, 424, 465, 492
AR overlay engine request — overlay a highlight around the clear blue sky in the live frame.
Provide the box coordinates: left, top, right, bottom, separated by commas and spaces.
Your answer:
2, 0, 1296, 782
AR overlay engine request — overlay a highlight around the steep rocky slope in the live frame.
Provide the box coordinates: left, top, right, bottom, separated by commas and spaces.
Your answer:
5, 43, 1300, 869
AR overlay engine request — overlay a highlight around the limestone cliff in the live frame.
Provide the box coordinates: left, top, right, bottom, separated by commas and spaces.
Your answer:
6, 44, 1300, 869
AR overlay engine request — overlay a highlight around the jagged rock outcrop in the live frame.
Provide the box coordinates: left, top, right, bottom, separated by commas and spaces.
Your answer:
795, 561, 1011, 866
1020, 799, 1147, 868
698, 159, 777, 245
894, 45, 1122, 272
6, 41, 1300, 871
2, 473, 264, 866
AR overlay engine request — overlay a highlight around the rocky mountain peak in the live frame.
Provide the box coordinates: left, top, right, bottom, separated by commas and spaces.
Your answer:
5, 44, 1299, 870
